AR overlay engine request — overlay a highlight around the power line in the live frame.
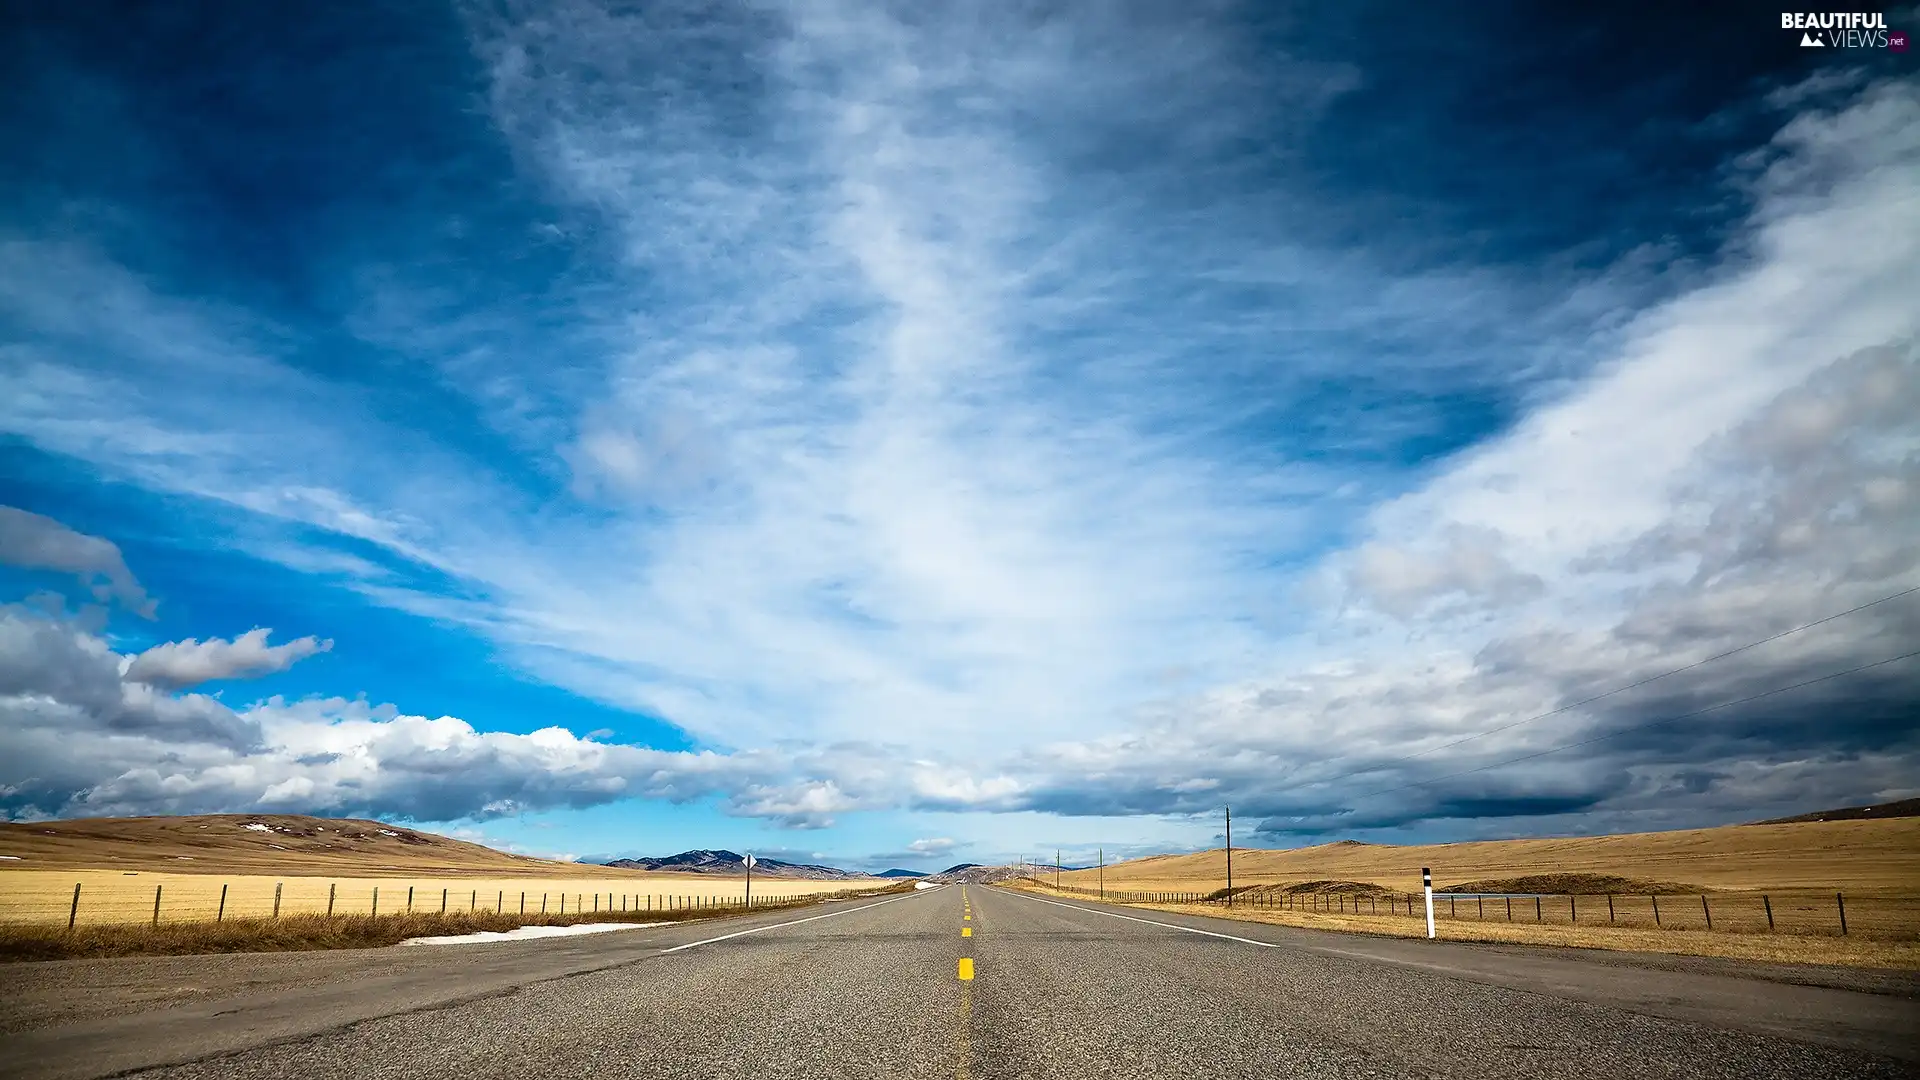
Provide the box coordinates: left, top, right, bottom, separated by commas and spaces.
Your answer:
1291, 585, 1919, 794
1340, 646, 1920, 805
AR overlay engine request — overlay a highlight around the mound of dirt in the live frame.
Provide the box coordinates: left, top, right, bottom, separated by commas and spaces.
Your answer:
1437, 873, 1707, 895
1272, 879, 1396, 896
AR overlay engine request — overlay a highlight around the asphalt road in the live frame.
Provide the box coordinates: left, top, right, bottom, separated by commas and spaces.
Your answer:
2, 883, 1915, 1079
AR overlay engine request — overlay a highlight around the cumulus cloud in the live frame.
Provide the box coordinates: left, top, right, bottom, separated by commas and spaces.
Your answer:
906, 837, 957, 855
0, 607, 777, 821
0, 506, 155, 617
124, 628, 334, 689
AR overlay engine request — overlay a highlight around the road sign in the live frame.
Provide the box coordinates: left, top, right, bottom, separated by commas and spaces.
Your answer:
743, 854, 756, 869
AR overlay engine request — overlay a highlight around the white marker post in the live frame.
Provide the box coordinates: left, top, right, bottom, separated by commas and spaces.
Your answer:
1422, 866, 1436, 939
744, 853, 756, 909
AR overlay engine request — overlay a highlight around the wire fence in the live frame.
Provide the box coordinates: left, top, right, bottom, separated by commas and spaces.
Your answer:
1031, 882, 1920, 939
0, 877, 837, 929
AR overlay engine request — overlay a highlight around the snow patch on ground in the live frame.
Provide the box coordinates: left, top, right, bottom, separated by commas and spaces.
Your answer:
0, 855, 21, 860
241, 823, 274, 832
379, 829, 401, 837
914, 881, 941, 890
399, 923, 666, 947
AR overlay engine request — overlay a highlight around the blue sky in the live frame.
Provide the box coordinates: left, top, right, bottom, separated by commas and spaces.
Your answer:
2, 2, 1916, 872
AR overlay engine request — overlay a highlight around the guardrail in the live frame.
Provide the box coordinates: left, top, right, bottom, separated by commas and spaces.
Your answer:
1026, 882, 1920, 939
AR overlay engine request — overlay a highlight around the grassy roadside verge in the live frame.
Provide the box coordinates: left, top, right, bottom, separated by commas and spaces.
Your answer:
0, 883, 913, 962
1005, 882, 1920, 970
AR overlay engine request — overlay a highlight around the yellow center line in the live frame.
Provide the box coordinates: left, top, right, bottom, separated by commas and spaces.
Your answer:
958, 957, 974, 980
962, 927, 972, 936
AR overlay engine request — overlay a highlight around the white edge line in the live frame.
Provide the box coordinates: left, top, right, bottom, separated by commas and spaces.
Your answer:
1003, 888, 1279, 948
658, 886, 940, 954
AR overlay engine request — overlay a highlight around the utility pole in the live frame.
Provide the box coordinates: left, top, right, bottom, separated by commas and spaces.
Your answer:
1225, 805, 1233, 907
1099, 846, 1104, 900
1055, 849, 1061, 890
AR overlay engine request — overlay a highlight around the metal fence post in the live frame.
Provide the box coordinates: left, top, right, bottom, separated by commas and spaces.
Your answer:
1837, 893, 1848, 936
68, 882, 81, 931
1652, 895, 1661, 927
1701, 895, 1711, 931
219, 884, 229, 922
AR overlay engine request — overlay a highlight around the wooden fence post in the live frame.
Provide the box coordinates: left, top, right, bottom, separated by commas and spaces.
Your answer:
1535, 896, 1542, 922
1652, 895, 1661, 927
327, 883, 335, 918
152, 884, 162, 927
1607, 894, 1614, 922
441, 888, 448, 914
273, 882, 282, 919
1701, 895, 1711, 931
219, 884, 229, 922
1506, 896, 1512, 921
1837, 893, 1848, 936
407, 886, 414, 912
373, 887, 379, 916
1763, 894, 1774, 931
1571, 895, 1577, 923
67, 883, 81, 932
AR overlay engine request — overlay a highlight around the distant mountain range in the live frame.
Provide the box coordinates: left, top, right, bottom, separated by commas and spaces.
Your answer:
876, 868, 927, 878
601, 849, 872, 880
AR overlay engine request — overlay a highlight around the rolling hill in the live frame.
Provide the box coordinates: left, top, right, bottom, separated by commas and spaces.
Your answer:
0, 814, 611, 876
1048, 816, 1920, 896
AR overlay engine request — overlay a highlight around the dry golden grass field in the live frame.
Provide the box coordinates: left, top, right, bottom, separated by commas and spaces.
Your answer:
1020, 815, 1920, 969
0, 870, 875, 926
1057, 817, 1920, 895
0, 814, 877, 927
1009, 882, 1920, 969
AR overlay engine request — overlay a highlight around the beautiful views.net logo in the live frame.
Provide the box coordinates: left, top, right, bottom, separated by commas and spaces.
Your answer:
1782, 11, 1907, 49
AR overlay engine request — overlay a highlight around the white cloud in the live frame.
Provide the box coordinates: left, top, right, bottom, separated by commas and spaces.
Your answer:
906, 837, 956, 855
124, 628, 334, 689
